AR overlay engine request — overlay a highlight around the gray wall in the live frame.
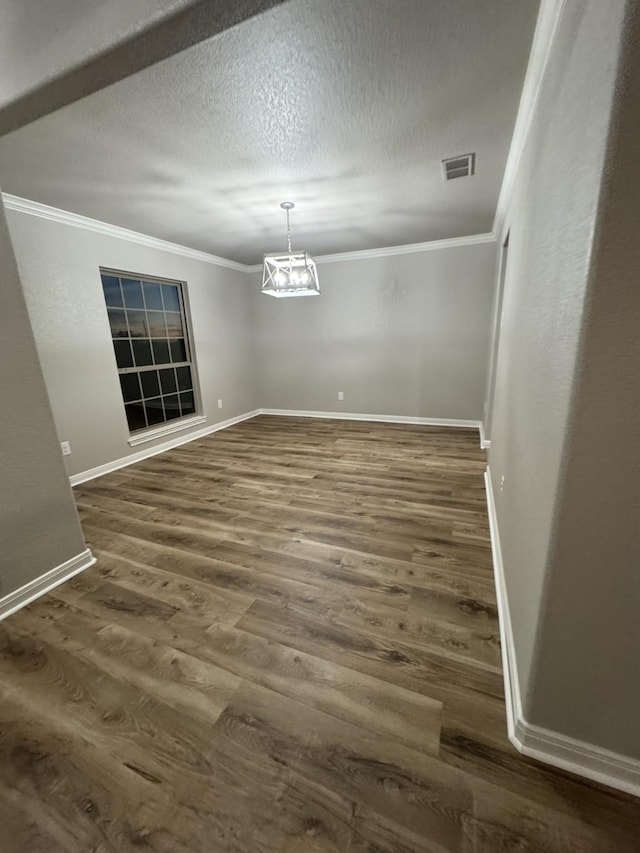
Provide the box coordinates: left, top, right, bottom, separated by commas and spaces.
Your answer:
0, 191, 87, 598
528, 0, 640, 756
252, 242, 496, 421
7, 211, 256, 478
488, 0, 639, 756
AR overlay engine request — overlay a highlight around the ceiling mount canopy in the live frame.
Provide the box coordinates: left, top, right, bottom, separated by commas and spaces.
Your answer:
261, 202, 320, 298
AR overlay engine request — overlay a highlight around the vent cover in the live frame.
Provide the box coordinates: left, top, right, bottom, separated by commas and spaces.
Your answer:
442, 153, 475, 181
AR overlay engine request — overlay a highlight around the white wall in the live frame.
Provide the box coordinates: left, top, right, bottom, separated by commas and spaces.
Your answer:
0, 191, 88, 600
6, 210, 256, 478
252, 241, 496, 421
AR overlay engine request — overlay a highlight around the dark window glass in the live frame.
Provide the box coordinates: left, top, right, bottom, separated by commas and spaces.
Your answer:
145, 397, 165, 426
121, 278, 145, 309
140, 369, 160, 398
132, 339, 153, 366
161, 284, 181, 311
113, 339, 134, 369
120, 373, 142, 403
102, 275, 123, 307
179, 390, 195, 416
163, 394, 181, 420
143, 281, 164, 310
176, 366, 192, 391
125, 403, 147, 431
101, 271, 197, 434
152, 339, 171, 364
108, 309, 128, 338
170, 339, 187, 362
147, 311, 167, 338
165, 312, 184, 338
127, 310, 148, 338
159, 368, 177, 394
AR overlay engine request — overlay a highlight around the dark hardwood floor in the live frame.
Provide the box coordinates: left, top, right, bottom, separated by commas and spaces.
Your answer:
0, 415, 638, 851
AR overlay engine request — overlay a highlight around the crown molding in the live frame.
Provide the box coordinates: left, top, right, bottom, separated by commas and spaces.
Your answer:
245, 232, 496, 272
1, 193, 250, 273
493, 0, 567, 236
2, 192, 496, 273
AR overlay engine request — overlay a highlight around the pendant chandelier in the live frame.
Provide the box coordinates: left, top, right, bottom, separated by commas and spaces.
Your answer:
261, 202, 320, 298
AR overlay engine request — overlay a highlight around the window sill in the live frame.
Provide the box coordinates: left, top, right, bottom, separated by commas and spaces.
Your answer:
128, 414, 206, 447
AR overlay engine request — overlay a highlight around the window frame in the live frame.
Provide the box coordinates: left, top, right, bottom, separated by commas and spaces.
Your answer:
100, 267, 205, 446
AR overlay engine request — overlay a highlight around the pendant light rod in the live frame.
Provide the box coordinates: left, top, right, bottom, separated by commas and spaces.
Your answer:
280, 201, 294, 254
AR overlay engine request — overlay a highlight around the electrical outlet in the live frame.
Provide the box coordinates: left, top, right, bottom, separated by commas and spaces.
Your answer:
338, 391, 344, 401
499, 474, 505, 493
61, 441, 71, 456
217, 399, 223, 409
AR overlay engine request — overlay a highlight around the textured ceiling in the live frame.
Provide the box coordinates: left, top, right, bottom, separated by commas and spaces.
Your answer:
0, 0, 287, 135
0, 0, 540, 264
0, 0, 197, 110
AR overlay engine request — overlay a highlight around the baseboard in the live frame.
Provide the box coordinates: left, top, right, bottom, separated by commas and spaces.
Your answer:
479, 422, 491, 449
258, 408, 482, 430
485, 468, 524, 735
0, 548, 95, 622
70, 409, 260, 486
485, 467, 640, 798
70, 408, 479, 487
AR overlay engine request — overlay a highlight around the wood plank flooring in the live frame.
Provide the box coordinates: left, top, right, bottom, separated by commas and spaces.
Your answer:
1, 415, 639, 851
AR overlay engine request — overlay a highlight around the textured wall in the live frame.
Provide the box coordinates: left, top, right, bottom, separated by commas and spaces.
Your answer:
488, 0, 638, 756
7, 211, 256, 478
527, 0, 640, 756
0, 192, 87, 598
252, 242, 496, 421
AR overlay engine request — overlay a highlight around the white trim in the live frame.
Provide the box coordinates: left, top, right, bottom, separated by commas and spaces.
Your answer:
493, 0, 567, 235
0, 548, 95, 622
485, 468, 523, 736
1, 194, 248, 273
258, 408, 481, 430
479, 422, 491, 450
485, 467, 640, 798
246, 233, 496, 272
3, 193, 496, 271
70, 410, 260, 486
128, 414, 206, 447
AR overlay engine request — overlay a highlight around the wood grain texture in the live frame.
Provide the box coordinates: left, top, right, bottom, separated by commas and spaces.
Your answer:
1, 415, 638, 852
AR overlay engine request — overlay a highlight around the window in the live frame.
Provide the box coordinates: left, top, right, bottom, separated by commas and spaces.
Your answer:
100, 270, 198, 435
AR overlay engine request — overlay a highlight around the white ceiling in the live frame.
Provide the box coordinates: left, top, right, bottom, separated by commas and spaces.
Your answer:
0, 0, 540, 264
0, 0, 197, 110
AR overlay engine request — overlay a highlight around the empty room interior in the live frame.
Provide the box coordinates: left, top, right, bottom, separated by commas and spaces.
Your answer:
1, 0, 639, 850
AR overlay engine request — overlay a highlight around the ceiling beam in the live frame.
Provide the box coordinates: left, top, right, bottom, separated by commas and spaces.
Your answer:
0, 0, 288, 138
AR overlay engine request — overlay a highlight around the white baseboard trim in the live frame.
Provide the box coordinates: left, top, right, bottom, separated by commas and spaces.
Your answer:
258, 408, 482, 430
70, 409, 260, 486
485, 467, 640, 798
70, 408, 479, 487
0, 548, 96, 622
479, 422, 491, 449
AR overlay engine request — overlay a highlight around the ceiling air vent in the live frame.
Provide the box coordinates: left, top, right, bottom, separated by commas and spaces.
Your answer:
442, 153, 475, 181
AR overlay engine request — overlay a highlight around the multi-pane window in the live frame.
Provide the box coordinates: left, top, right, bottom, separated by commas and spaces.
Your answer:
100, 270, 197, 433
